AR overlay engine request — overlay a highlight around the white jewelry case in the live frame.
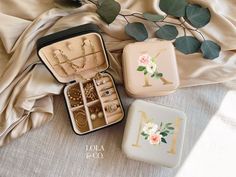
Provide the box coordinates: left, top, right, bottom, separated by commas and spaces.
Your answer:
37, 24, 124, 135
122, 100, 187, 167
122, 41, 180, 98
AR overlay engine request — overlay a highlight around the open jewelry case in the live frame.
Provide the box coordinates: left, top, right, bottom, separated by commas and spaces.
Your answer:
37, 23, 124, 135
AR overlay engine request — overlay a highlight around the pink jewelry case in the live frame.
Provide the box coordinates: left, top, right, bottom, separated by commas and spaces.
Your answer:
122, 41, 180, 98
37, 23, 124, 135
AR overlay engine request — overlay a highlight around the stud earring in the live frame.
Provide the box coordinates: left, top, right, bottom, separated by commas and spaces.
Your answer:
105, 104, 119, 113
89, 105, 104, 121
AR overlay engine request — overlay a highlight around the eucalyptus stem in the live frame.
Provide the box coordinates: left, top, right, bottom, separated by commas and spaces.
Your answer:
85, 0, 206, 41
119, 14, 129, 23
86, 0, 97, 6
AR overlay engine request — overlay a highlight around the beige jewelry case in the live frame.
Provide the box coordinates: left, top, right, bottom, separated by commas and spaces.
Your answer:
37, 24, 124, 135
122, 41, 180, 98
122, 100, 187, 167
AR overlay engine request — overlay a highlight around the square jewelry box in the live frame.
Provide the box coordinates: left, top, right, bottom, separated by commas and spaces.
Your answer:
122, 41, 180, 98
37, 23, 124, 135
122, 100, 187, 167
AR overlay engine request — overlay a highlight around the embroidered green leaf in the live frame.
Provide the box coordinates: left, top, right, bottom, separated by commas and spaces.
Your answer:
174, 36, 201, 54
125, 22, 148, 41
200, 40, 221, 59
97, 0, 121, 24
159, 0, 188, 17
167, 127, 174, 130
156, 25, 178, 40
137, 66, 146, 71
145, 136, 148, 140
144, 69, 148, 75
143, 13, 164, 22
161, 138, 167, 143
186, 4, 211, 28
156, 73, 163, 78
141, 132, 149, 137
160, 132, 168, 137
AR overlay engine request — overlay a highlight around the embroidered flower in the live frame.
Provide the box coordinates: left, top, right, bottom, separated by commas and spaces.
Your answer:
138, 54, 151, 66
141, 121, 175, 145
142, 122, 158, 135
146, 62, 157, 75
137, 53, 164, 81
149, 133, 162, 145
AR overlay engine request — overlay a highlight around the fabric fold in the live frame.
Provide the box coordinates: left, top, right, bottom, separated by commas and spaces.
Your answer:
0, 0, 236, 146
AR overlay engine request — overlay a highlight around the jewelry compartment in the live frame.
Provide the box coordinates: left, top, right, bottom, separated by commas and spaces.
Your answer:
64, 73, 124, 135
37, 24, 124, 135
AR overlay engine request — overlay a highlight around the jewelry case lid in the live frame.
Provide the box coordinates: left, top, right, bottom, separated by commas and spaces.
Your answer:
122, 41, 180, 98
122, 100, 187, 167
37, 23, 109, 83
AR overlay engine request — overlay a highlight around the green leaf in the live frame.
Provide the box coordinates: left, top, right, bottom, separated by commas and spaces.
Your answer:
154, 73, 163, 79
161, 138, 167, 143
164, 130, 169, 133
98, 0, 105, 6
167, 127, 174, 130
156, 25, 178, 40
97, 0, 121, 24
145, 136, 148, 140
160, 132, 168, 137
166, 123, 172, 126
141, 132, 145, 136
144, 69, 148, 75
137, 66, 146, 71
143, 13, 164, 22
186, 4, 211, 28
174, 36, 201, 54
160, 122, 163, 128
159, 0, 187, 17
200, 40, 221, 59
125, 22, 148, 41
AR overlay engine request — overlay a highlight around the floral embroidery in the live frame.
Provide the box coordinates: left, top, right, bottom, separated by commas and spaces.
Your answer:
137, 54, 163, 79
141, 122, 174, 145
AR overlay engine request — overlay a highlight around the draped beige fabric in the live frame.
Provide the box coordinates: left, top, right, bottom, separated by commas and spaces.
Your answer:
0, 0, 235, 147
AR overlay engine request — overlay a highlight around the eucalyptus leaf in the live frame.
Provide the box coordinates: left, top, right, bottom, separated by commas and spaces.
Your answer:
200, 40, 221, 59
174, 36, 201, 54
98, 0, 105, 6
159, 0, 187, 17
156, 25, 178, 40
125, 22, 148, 41
97, 0, 121, 24
143, 13, 164, 22
186, 4, 211, 28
